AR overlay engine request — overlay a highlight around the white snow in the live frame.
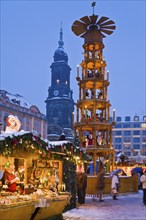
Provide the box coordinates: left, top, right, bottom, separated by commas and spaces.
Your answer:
1, 90, 32, 108
63, 191, 146, 220
0, 131, 30, 140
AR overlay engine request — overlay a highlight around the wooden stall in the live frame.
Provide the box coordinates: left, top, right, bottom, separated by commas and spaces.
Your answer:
0, 153, 71, 220
0, 115, 93, 219
86, 174, 138, 196
0, 146, 70, 220
0, 201, 35, 220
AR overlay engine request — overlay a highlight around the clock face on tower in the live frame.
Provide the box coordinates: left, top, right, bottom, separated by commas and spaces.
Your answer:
54, 90, 59, 96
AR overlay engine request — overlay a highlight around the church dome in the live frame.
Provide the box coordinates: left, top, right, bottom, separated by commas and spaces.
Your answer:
54, 47, 68, 62
53, 27, 68, 62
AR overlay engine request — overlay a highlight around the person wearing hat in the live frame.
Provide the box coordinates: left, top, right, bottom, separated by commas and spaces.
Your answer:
140, 170, 146, 205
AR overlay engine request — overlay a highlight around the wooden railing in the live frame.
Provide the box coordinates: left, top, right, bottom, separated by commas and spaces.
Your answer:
86, 175, 138, 196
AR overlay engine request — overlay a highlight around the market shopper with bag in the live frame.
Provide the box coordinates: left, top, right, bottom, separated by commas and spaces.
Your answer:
111, 173, 120, 200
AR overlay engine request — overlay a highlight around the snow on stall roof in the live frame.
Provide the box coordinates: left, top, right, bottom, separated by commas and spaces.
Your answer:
0, 130, 30, 141
49, 140, 70, 146
0, 131, 70, 146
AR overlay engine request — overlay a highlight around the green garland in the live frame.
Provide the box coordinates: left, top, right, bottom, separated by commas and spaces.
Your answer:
0, 132, 92, 162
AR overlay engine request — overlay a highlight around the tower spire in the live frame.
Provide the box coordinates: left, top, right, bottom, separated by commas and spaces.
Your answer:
91, 2, 96, 15
58, 22, 64, 48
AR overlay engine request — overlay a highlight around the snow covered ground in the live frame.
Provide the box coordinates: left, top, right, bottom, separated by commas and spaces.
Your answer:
63, 190, 146, 220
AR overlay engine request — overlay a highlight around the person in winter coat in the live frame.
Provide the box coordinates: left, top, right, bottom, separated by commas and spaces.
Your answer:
77, 171, 87, 204
77, 171, 84, 204
82, 171, 87, 204
96, 167, 105, 202
140, 170, 146, 205
111, 173, 120, 200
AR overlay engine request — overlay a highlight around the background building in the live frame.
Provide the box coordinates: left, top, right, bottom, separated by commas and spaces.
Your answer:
45, 27, 74, 141
112, 115, 146, 156
0, 90, 47, 139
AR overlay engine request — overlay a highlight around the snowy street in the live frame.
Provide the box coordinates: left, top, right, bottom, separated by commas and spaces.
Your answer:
63, 191, 146, 220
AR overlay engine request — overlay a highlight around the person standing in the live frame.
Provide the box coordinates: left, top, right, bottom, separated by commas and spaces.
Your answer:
82, 171, 87, 204
140, 170, 146, 205
77, 171, 84, 204
96, 167, 105, 202
111, 173, 120, 200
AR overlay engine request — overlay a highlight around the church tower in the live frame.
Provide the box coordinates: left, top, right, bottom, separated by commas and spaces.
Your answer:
45, 27, 74, 141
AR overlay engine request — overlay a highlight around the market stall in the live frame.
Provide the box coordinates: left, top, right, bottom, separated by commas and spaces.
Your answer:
0, 115, 91, 219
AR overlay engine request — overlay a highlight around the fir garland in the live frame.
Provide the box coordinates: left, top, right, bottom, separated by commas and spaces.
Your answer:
0, 132, 92, 162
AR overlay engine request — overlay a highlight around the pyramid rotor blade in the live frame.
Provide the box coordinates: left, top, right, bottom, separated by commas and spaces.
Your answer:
89, 15, 98, 24
100, 25, 116, 30
73, 20, 88, 28
72, 26, 86, 36
100, 29, 114, 35
100, 20, 115, 26
80, 16, 91, 25
80, 32, 86, 38
101, 33, 106, 38
97, 16, 109, 25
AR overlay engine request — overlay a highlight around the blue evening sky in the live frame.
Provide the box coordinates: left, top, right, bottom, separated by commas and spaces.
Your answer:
1, 0, 145, 120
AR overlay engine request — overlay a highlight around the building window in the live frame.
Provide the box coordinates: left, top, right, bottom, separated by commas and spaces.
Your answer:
123, 144, 131, 150
125, 151, 131, 156
133, 123, 140, 128
141, 123, 146, 128
142, 130, 146, 135
133, 137, 140, 143
115, 145, 122, 150
115, 124, 122, 128
115, 131, 122, 135
143, 116, 146, 121
123, 123, 131, 128
116, 117, 121, 122
133, 145, 140, 149
134, 116, 139, 121
124, 130, 131, 136
124, 137, 131, 142
125, 116, 130, 121
133, 130, 140, 135
115, 138, 122, 143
